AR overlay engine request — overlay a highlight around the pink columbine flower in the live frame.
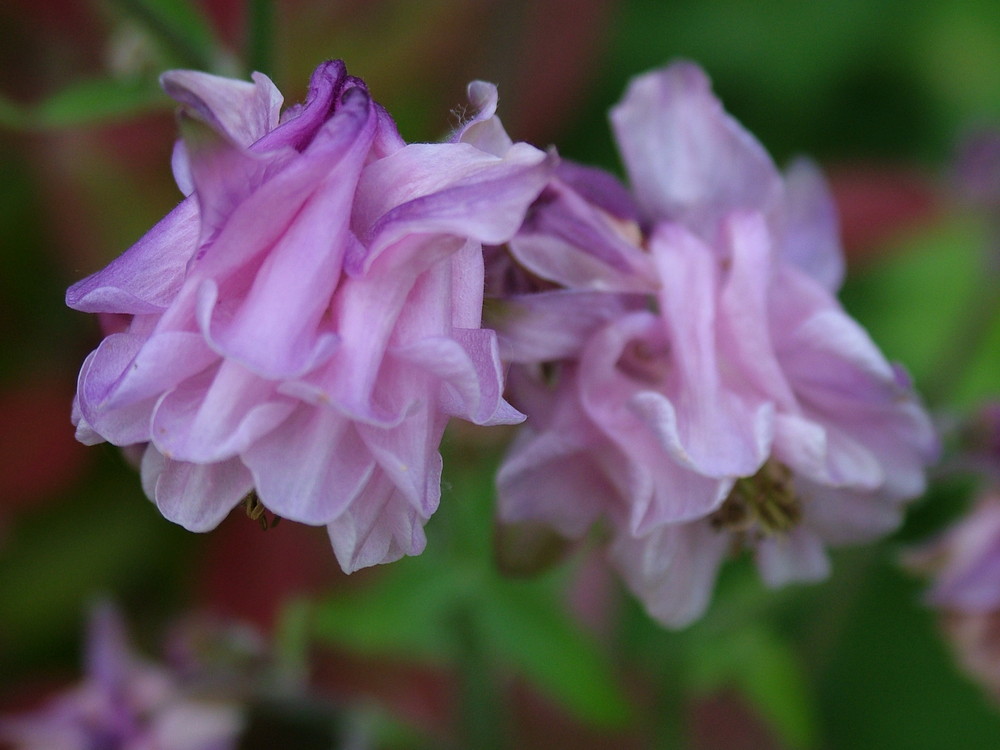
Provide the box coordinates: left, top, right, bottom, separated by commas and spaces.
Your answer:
68, 61, 552, 572
494, 61, 937, 626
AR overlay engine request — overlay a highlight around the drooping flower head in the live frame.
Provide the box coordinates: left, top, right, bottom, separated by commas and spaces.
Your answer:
493, 61, 937, 626
68, 61, 552, 572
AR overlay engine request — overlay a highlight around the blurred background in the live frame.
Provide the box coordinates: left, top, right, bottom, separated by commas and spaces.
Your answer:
1, 1, 999, 748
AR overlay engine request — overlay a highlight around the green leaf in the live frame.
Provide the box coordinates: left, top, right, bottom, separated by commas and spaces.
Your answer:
32, 77, 167, 129
476, 579, 633, 728
311, 560, 475, 659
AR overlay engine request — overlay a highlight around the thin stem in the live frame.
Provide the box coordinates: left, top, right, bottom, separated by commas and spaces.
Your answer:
111, 0, 215, 71
922, 274, 1000, 405
451, 602, 505, 750
246, 0, 275, 76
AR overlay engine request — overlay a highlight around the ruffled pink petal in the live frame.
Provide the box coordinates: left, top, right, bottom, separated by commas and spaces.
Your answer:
451, 239, 486, 328
717, 211, 797, 410
160, 69, 282, 149
357, 421, 442, 517
327, 467, 432, 573
141, 445, 253, 532
492, 290, 642, 364
76, 335, 158, 446
649, 224, 773, 477
194, 88, 376, 379
353, 141, 553, 274
800, 482, 905, 545
508, 178, 656, 292
610, 522, 731, 628
496, 383, 613, 537
150, 359, 294, 463
242, 404, 376, 524
609, 61, 783, 238
576, 314, 734, 529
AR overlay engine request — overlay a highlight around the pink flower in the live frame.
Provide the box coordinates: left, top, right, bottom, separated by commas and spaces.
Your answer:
494, 62, 936, 626
68, 61, 552, 572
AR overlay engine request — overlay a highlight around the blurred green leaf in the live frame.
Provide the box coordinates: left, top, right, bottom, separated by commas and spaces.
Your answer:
688, 627, 818, 749
111, 0, 220, 71
312, 560, 473, 659
840, 217, 989, 402
477, 579, 632, 728
31, 77, 167, 129
818, 562, 1000, 749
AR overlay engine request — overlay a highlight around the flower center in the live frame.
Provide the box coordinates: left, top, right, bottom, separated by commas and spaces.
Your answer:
709, 461, 801, 538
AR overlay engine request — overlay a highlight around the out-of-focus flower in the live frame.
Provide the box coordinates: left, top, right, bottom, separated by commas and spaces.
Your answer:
907, 493, 1000, 700
494, 61, 937, 627
909, 493, 1000, 613
0, 603, 244, 750
67, 61, 551, 572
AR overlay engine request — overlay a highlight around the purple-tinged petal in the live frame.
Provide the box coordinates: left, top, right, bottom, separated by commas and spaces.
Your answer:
648, 223, 773, 477
357, 413, 443, 516
160, 69, 282, 148
77, 335, 158, 446
243, 404, 376, 524
150, 360, 294, 463
327, 467, 432, 573
452, 80, 514, 156
717, 211, 797, 410
103, 332, 217, 410
509, 178, 656, 292
554, 160, 641, 222
353, 142, 553, 274
193, 88, 375, 379
921, 496, 1000, 611
177, 112, 287, 243
257, 61, 346, 152
609, 61, 783, 237
490, 290, 642, 364
496, 383, 613, 537
143, 447, 253, 532
576, 313, 734, 529
66, 198, 199, 314
800, 482, 904, 545
781, 158, 845, 292
393, 327, 523, 426
451, 239, 486, 329
610, 522, 730, 628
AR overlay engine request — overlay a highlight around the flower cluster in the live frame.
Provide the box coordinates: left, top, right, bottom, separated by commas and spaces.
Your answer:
491, 62, 937, 626
69, 59, 936, 625
69, 61, 551, 572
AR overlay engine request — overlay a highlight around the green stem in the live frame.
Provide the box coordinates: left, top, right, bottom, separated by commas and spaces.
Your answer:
110, 0, 215, 70
921, 273, 1000, 405
452, 602, 505, 750
246, 0, 275, 76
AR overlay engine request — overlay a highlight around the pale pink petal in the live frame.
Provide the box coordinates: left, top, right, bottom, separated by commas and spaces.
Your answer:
327, 467, 432, 573
755, 527, 831, 587
144, 447, 253, 532
781, 158, 845, 292
609, 61, 783, 237
243, 404, 376, 524
611, 522, 731, 628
